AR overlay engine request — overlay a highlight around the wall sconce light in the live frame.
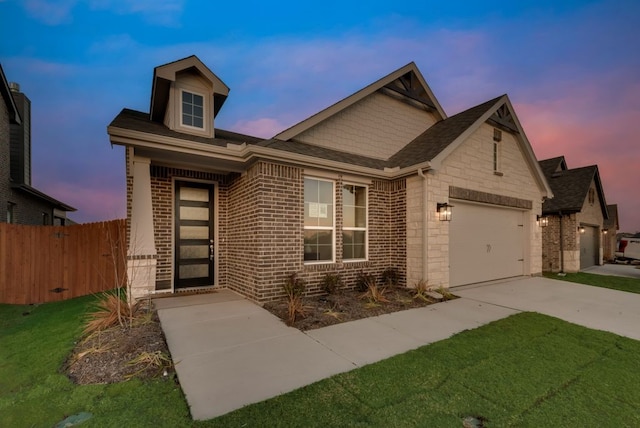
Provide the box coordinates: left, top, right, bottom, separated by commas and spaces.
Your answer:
537, 215, 548, 227
579, 226, 585, 234
437, 202, 453, 221
603, 229, 608, 235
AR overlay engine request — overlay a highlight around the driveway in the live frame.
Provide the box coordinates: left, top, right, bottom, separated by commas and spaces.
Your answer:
156, 276, 640, 420
581, 263, 640, 279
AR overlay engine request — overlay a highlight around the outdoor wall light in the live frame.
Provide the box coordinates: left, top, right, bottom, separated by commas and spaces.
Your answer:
603, 229, 608, 235
579, 226, 586, 234
437, 202, 453, 221
537, 215, 549, 227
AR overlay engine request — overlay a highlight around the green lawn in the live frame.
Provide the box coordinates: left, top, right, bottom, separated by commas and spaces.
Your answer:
1, 296, 639, 427
544, 271, 640, 294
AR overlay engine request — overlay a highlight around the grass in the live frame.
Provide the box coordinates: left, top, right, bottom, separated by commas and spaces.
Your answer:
1, 296, 639, 427
544, 271, 640, 294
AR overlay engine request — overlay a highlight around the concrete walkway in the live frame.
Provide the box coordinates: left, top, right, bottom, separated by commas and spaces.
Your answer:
155, 276, 640, 420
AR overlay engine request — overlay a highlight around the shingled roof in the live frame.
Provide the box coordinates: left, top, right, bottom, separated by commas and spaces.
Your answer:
109, 109, 263, 147
387, 96, 503, 168
540, 158, 607, 218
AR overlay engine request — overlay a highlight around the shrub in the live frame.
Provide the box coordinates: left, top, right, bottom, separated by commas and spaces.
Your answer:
84, 290, 139, 334
321, 273, 343, 294
382, 268, 400, 287
356, 271, 376, 292
283, 273, 307, 325
357, 272, 389, 305
413, 280, 432, 302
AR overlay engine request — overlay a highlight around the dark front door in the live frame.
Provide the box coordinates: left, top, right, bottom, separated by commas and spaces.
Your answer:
174, 181, 214, 289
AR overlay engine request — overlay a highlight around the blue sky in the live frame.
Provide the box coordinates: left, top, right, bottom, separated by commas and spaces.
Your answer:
1, 0, 639, 232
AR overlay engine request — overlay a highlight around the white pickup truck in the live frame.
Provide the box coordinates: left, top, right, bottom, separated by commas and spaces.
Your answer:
615, 237, 640, 261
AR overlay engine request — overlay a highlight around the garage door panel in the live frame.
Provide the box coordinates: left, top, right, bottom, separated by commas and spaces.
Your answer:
580, 226, 597, 269
450, 202, 525, 287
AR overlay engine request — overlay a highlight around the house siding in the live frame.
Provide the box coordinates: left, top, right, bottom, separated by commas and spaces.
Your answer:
407, 123, 544, 287
0, 97, 11, 217
296, 91, 437, 160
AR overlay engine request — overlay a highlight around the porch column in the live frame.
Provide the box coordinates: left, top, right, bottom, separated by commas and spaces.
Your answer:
128, 156, 157, 300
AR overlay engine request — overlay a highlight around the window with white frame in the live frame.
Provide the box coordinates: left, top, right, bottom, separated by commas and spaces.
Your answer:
342, 184, 367, 260
304, 177, 334, 262
181, 90, 204, 129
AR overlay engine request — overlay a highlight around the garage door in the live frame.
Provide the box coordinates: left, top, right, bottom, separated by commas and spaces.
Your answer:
580, 226, 598, 269
450, 202, 525, 287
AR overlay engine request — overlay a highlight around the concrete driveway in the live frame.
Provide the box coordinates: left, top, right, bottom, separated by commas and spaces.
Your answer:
581, 263, 640, 279
155, 276, 640, 421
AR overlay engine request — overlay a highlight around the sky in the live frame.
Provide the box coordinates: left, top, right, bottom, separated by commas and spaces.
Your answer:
1, 0, 639, 232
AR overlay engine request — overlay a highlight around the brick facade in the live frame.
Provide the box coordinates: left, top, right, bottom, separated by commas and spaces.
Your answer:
137, 157, 408, 303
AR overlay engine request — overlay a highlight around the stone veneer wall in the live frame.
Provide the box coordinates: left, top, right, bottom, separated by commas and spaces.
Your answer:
407, 122, 545, 288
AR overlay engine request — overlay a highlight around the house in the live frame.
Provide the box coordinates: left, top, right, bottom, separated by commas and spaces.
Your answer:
108, 55, 552, 302
0, 64, 75, 225
603, 204, 619, 261
539, 156, 608, 273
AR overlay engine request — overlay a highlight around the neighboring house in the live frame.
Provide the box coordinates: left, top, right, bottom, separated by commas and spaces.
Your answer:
108, 55, 552, 302
603, 204, 619, 261
539, 156, 608, 273
0, 64, 75, 225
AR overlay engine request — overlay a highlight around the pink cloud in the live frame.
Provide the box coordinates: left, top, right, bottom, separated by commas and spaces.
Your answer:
230, 118, 286, 139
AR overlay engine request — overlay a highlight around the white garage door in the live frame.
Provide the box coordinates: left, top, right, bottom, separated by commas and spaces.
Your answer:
450, 202, 525, 287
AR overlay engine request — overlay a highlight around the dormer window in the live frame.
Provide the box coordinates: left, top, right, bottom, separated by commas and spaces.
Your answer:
181, 90, 204, 129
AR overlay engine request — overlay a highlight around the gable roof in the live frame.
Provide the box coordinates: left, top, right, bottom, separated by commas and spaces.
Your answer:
540, 160, 608, 217
538, 156, 567, 177
275, 62, 446, 141
150, 55, 230, 122
0, 63, 21, 125
387, 96, 503, 168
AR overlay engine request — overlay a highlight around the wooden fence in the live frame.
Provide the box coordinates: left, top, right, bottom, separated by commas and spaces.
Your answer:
0, 219, 127, 305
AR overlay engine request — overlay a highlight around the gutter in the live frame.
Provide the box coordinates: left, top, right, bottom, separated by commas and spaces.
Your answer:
108, 125, 432, 180
417, 167, 431, 281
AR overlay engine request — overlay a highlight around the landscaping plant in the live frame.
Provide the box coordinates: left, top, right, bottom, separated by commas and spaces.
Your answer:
358, 272, 389, 305
320, 272, 342, 294
381, 267, 400, 287
283, 272, 307, 325
413, 279, 432, 302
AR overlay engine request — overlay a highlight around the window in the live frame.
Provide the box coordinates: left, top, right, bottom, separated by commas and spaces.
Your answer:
181, 90, 204, 129
492, 128, 502, 173
588, 188, 595, 205
304, 178, 334, 262
42, 212, 50, 225
7, 202, 15, 223
342, 184, 367, 260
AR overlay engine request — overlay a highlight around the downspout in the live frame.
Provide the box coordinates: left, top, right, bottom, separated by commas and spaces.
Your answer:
417, 168, 428, 281
559, 211, 565, 274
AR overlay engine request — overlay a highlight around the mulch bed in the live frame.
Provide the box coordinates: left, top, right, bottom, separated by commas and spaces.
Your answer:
264, 286, 450, 331
64, 312, 173, 385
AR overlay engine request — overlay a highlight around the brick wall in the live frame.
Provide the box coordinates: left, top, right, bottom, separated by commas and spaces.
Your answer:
541, 214, 579, 272
137, 157, 407, 303
296, 91, 437, 160
225, 161, 407, 302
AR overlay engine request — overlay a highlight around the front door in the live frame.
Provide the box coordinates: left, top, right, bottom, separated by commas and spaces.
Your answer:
174, 181, 214, 289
